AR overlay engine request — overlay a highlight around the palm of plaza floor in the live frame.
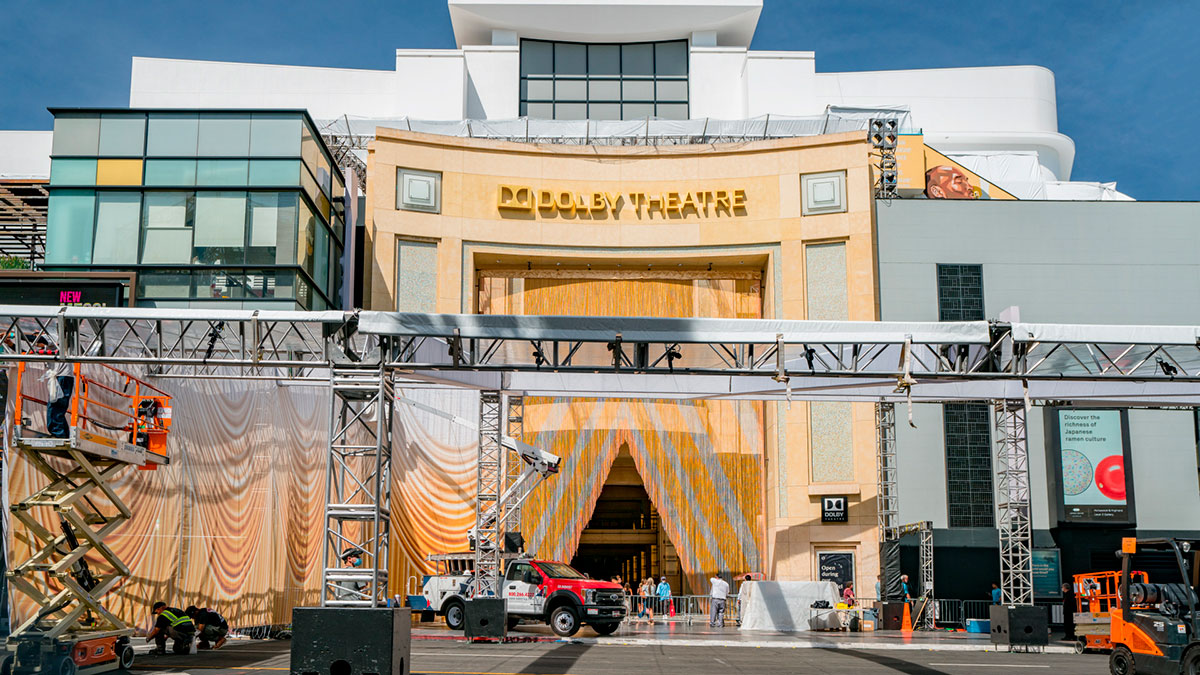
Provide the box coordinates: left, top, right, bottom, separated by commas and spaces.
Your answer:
131, 636, 1100, 675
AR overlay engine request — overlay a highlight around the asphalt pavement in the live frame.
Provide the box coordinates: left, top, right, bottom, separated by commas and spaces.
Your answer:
129, 637, 1110, 675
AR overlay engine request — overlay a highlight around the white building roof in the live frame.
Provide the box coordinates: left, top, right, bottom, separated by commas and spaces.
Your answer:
448, 0, 762, 47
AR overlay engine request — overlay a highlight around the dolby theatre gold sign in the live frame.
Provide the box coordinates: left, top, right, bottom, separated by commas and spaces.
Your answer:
498, 185, 747, 218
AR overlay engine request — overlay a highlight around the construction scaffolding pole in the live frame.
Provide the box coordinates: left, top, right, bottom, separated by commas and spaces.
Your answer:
502, 395, 526, 542
321, 360, 394, 607
472, 391, 504, 597
994, 400, 1034, 605
919, 524, 935, 629
876, 402, 901, 600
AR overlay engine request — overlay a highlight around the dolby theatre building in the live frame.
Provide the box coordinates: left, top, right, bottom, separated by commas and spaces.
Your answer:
7, 0, 1122, 600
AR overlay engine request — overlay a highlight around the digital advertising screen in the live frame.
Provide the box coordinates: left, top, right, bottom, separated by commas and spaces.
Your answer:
1046, 408, 1135, 525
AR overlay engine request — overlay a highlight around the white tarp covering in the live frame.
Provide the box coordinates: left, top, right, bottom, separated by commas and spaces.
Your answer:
738, 581, 840, 632
1043, 181, 1134, 201
1011, 322, 1200, 345
316, 107, 915, 144
944, 151, 1049, 200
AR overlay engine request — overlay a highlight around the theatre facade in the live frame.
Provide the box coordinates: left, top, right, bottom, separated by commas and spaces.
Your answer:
366, 127, 880, 593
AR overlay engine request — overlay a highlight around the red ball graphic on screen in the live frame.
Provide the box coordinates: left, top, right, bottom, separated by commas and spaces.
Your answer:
1094, 455, 1126, 501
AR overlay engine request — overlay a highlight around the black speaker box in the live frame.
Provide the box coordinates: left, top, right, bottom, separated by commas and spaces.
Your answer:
464, 598, 507, 639
876, 602, 906, 630
503, 532, 524, 554
989, 605, 1048, 646
291, 607, 410, 675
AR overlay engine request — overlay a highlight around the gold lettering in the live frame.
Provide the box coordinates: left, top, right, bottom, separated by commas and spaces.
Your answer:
664, 192, 681, 215
647, 195, 665, 217
680, 192, 698, 215
604, 192, 623, 215
538, 190, 555, 211
630, 192, 644, 217
731, 189, 747, 210
497, 185, 534, 211
591, 192, 606, 212
556, 191, 575, 213
715, 190, 731, 211
576, 193, 590, 214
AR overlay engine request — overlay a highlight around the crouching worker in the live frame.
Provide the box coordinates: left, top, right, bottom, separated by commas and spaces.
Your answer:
147, 602, 196, 655
187, 605, 229, 649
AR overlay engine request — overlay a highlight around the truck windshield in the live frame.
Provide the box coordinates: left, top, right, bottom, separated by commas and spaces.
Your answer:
538, 562, 585, 579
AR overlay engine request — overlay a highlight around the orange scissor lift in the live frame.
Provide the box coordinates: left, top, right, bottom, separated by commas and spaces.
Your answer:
3, 362, 171, 675
1073, 569, 1149, 653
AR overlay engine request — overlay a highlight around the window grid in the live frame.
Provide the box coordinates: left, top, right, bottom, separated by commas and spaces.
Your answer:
937, 264, 984, 321
944, 403, 995, 528
519, 39, 688, 121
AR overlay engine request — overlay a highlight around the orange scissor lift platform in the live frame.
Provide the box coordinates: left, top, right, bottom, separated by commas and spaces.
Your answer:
1073, 569, 1149, 653
3, 362, 171, 675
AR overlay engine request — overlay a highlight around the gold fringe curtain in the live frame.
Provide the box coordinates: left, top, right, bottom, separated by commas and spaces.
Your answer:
477, 272, 766, 592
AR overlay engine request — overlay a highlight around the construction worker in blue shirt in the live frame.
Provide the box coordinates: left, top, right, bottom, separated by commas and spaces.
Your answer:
147, 602, 196, 655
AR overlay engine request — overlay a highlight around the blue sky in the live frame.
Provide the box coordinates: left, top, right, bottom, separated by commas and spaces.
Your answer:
2, 1, 1194, 200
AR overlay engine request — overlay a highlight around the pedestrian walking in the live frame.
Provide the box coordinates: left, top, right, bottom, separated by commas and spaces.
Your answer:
991, 582, 1002, 604
1061, 582, 1076, 640
900, 574, 912, 600
708, 574, 729, 627
875, 574, 882, 601
638, 577, 655, 624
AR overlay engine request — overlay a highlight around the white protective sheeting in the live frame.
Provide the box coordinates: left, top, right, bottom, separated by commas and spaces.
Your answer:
944, 151, 1048, 200
1011, 322, 1200, 345
359, 312, 990, 345
738, 581, 840, 632
316, 107, 915, 144
1043, 181, 1134, 201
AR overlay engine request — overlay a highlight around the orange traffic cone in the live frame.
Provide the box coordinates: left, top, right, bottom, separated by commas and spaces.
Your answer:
901, 602, 913, 633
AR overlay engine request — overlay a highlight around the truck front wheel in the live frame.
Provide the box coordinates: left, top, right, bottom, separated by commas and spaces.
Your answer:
444, 600, 466, 631
549, 606, 580, 637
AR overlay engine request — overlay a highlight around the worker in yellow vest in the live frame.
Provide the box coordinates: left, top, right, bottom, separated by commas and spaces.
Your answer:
147, 602, 196, 655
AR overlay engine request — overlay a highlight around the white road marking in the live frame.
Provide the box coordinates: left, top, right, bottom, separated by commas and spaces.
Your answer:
928, 664, 1049, 669
921, 658, 1046, 662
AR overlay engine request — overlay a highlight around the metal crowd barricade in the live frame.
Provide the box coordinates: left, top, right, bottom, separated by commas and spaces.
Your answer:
962, 599, 992, 621
626, 595, 741, 625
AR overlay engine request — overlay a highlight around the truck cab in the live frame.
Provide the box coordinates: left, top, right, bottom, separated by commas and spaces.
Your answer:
422, 558, 626, 637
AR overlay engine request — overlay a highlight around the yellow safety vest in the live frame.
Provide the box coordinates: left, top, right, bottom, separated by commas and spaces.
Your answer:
161, 610, 194, 628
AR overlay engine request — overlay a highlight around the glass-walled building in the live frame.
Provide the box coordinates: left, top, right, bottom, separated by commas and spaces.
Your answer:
44, 109, 345, 310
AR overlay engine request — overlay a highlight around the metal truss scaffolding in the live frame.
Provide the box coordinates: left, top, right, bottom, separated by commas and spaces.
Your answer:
472, 391, 504, 597
994, 400, 1033, 605
876, 402, 899, 539
321, 363, 393, 607
503, 396, 526, 537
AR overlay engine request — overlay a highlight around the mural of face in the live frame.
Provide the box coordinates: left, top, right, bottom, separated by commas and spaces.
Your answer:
925, 165, 978, 199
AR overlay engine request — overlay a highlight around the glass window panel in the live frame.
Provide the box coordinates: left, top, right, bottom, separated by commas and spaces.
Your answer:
197, 114, 251, 156
197, 159, 248, 186
141, 229, 194, 264
314, 224, 330, 294
249, 159, 301, 186
525, 79, 553, 100
588, 45, 620, 75
622, 103, 655, 120
588, 80, 621, 101
143, 192, 192, 229
623, 80, 654, 100
146, 113, 199, 156
656, 103, 689, 120
249, 113, 301, 156
525, 102, 553, 119
555, 79, 586, 100
589, 103, 621, 120
92, 193, 141, 264
98, 113, 146, 156
521, 40, 553, 76
45, 191, 96, 265
199, 270, 244, 299
243, 270, 280, 300
95, 159, 143, 186
298, 201, 316, 277
144, 159, 196, 186
52, 115, 100, 156
519, 102, 528, 116
656, 80, 689, 100
138, 270, 193, 299
50, 159, 96, 185
193, 192, 247, 264
554, 103, 587, 120
655, 41, 688, 76
247, 192, 298, 265
555, 43, 586, 75
622, 44, 653, 75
